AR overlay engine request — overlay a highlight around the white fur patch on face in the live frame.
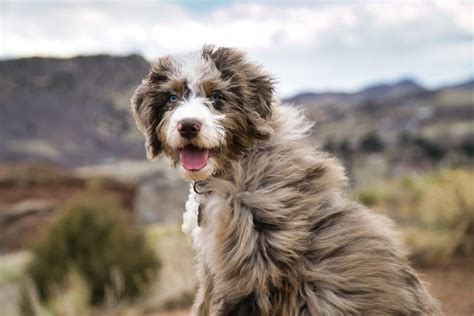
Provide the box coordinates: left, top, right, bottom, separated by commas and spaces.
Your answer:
172, 51, 218, 94
166, 96, 226, 150
162, 51, 228, 181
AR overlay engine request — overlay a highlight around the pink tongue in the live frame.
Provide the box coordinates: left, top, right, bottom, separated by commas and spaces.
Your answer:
180, 145, 209, 171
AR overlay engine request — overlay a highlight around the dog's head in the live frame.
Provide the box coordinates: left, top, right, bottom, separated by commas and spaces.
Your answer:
131, 46, 275, 181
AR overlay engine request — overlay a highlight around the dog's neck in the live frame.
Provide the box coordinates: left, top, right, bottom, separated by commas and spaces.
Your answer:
193, 104, 314, 191
192, 180, 209, 194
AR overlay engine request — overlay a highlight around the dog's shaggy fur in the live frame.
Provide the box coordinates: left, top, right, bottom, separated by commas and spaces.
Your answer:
131, 46, 441, 315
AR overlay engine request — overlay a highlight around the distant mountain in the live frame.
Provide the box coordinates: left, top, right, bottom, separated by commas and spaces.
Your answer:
283, 91, 350, 106
284, 78, 428, 105
288, 76, 473, 151
445, 78, 474, 90
0, 55, 472, 168
355, 78, 426, 102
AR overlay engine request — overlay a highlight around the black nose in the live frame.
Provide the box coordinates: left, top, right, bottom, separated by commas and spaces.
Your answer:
178, 119, 202, 139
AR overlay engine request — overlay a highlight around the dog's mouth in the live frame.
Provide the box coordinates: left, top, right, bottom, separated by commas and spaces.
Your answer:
179, 144, 210, 171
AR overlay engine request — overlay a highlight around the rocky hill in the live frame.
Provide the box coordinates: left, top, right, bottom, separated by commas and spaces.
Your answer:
0, 55, 149, 167
286, 77, 473, 148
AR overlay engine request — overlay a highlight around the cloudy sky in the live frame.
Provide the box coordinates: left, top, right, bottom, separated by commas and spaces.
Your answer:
1, 0, 472, 96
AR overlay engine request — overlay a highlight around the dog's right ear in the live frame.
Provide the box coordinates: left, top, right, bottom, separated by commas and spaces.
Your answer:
130, 78, 163, 160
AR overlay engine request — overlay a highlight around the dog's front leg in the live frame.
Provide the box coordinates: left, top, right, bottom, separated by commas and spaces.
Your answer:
197, 182, 306, 316
192, 261, 215, 316
208, 299, 228, 316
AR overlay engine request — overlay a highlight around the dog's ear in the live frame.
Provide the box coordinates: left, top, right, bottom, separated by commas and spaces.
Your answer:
244, 62, 275, 120
204, 45, 275, 140
130, 77, 163, 160
243, 63, 275, 140
131, 56, 174, 159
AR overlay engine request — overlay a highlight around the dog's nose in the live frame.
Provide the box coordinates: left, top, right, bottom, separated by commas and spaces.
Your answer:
178, 119, 202, 139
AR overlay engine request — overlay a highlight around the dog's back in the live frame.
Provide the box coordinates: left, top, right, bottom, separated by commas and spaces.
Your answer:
185, 105, 441, 315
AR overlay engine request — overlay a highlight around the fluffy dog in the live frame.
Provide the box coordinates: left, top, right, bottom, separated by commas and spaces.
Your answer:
131, 46, 441, 315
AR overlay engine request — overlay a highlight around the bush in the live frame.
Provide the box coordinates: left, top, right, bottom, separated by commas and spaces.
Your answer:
359, 132, 385, 153
460, 136, 474, 158
417, 170, 474, 257
414, 137, 445, 161
26, 195, 160, 306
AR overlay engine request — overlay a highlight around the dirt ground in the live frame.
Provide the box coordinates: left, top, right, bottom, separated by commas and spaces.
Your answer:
0, 256, 471, 315
422, 259, 474, 316
157, 259, 474, 316
0, 172, 136, 252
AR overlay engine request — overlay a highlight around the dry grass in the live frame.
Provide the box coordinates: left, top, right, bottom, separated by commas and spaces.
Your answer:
20, 270, 158, 316
142, 225, 196, 312
1, 225, 195, 316
357, 169, 474, 265
0, 251, 31, 284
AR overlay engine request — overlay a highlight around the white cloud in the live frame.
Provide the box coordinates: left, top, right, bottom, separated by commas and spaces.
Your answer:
0, 1, 472, 96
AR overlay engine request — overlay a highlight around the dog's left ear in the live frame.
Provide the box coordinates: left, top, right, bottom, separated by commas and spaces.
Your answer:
130, 78, 163, 160
204, 45, 275, 140
244, 64, 275, 140
245, 63, 275, 120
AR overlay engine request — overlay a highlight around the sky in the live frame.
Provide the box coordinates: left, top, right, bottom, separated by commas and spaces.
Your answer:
0, 0, 473, 97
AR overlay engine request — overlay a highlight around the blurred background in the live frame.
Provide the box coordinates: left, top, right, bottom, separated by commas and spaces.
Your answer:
0, 1, 472, 315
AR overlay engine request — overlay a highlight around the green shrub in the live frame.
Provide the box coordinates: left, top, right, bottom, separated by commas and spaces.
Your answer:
26, 195, 160, 306
357, 190, 383, 208
460, 136, 474, 157
414, 137, 445, 161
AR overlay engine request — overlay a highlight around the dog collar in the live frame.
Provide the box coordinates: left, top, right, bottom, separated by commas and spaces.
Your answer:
193, 181, 207, 227
193, 181, 208, 195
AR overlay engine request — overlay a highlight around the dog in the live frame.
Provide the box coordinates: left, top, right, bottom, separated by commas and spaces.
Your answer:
131, 46, 441, 315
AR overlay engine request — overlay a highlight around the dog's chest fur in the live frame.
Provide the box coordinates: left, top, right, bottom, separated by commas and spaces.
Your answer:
182, 182, 224, 268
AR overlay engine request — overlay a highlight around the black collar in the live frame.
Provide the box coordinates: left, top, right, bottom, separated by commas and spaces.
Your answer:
193, 181, 207, 227
193, 181, 208, 195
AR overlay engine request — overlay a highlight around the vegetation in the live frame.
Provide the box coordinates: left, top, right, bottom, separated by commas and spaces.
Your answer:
460, 136, 474, 157
3, 169, 473, 315
359, 132, 385, 153
357, 169, 474, 265
413, 137, 445, 161
14, 225, 193, 316
23, 195, 160, 308
0, 251, 31, 284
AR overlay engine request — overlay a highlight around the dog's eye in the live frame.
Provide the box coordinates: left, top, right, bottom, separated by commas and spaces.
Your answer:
168, 95, 178, 103
210, 93, 220, 102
